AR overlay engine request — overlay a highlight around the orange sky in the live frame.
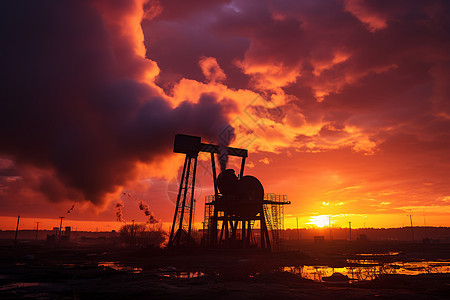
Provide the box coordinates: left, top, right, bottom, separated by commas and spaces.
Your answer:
1, 0, 450, 230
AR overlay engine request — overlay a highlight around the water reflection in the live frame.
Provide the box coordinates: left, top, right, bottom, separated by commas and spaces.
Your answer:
388, 261, 450, 276
356, 252, 400, 256
283, 260, 450, 282
0, 283, 42, 291
157, 268, 205, 279
347, 259, 379, 265
98, 261, 143, 273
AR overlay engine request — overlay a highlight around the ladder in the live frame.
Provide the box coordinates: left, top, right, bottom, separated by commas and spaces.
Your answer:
263, 205, 280, 250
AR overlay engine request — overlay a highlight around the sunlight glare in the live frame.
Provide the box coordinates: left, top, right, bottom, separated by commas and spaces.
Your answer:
309, 215, 329, 227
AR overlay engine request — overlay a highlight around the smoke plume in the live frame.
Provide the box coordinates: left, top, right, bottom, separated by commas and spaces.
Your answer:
138, 200, 158, 224
0, 0, 234, 207
115, 202, 125, 223
218, 125, 236, 172
66, 204, 75, 214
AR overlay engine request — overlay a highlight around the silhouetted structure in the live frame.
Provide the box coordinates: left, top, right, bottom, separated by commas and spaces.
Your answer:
168, 134, 248, 247
349, 221, 352, 241
409, 214, 415, 241
35, 222, 40, 240
61, 226, 71, 241
167, 134, 290, 250
58, 216, 64, 241
14, 216, 20, 247
203, 192, 289, 250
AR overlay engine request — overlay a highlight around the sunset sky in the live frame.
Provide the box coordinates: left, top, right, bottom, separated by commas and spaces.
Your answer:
1, 0, 450, 231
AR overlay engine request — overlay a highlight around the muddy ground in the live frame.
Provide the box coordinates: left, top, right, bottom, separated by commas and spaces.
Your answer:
1, 239, 449, 299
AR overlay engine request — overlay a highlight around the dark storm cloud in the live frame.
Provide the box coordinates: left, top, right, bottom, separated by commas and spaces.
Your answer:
140, 0, 450, 218
143, 0, 449, 155
142, 0, 251, 91
0, 0, 233, 206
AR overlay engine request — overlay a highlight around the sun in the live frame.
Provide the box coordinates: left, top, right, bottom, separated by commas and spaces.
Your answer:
309, 215, 329, 227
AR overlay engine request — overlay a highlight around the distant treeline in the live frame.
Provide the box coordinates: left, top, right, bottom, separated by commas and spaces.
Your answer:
281, 226, 450, 242
0, 229, 118, 241
2, 226, 450, 242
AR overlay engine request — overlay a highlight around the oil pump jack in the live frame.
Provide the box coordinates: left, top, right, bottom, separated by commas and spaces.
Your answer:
167, 134, 289, 250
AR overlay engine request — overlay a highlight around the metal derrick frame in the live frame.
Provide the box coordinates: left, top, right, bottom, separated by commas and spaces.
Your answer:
203, 193, 289, 250
168, 138, 253, 248
168, 134, 290, 250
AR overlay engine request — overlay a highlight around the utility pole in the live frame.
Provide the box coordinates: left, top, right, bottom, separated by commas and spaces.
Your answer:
131, 219, 135, 247
14, 216, 20, 247
408, 215, 414, 241
59, 217, 65, 241
348, 222, 352, 241
329, 216, 332, 240
35, 221, 40, 240
296, 217, 299, 240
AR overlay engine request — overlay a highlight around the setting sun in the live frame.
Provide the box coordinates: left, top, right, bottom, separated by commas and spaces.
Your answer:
308, 215, 330, 228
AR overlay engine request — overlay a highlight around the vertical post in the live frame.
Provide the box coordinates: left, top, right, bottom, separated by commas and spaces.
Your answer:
211, 208, 218, 248
409, 215, 414, 241
265, 219, 271, 250
260, 211, 270, 250
168, 155, 188, 245
348, 222, 352, 241
247, 220, 251, 245
210, 153, 218, 248
230, 220, 236, 241
14, 215, 20, 247
242, 220, 246, 248
219, 218, 225, 245
245, 220, 252, 247
178, 157, 192, 232
296, 217, 299, 240
211, 153, 218, 197
131, 219, 135, 247
260, 211, 265, 249
59, 217, 64, 241
187, 156, 198, 238
239, 157, 246, 179
329, 216, 332, 240
35, 221, 40, 240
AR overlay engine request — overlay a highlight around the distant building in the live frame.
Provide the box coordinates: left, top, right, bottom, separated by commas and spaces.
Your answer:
314, 236, 325, 243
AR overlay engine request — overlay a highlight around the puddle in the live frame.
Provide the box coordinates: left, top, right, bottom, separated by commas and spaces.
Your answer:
356, 252, 400, 256
98, 261, 142, 274
386, 261, 450, 276
58, 263, 98, 269
59, 263, 80, 268
0, 283, 43, 291
283, 260, 450, 282
283, 266, 353, 282
157, 271, 205, 279
347, 259, 379, 265
157, 268, 205, 279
